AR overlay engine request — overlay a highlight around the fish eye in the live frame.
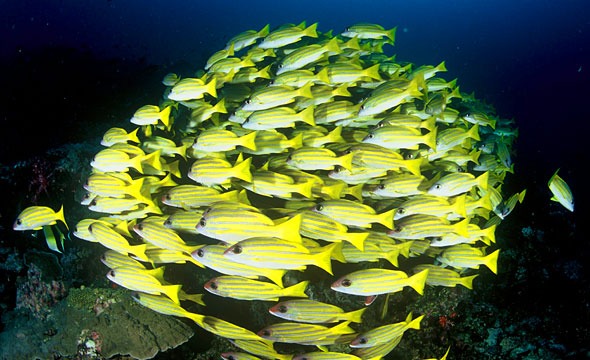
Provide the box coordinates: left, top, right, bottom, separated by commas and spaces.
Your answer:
394, 226, 403, 232
246, 99, 251, 104
90, 199, 97, 206
278, 305, 288, 313
262, 330, 271, 337
165, 194, 171, 200
231, 245, 242, 254
286, 155, 292, 162
88, 224, 94, 232
196, 249, 204, 257
406, 153, 415, 159
228, 356, 235, 360
376, 122, 384, 128
279, 64, 283, 68
334, 165, 343, 173
341, 279, 352, 287
16, 219, 22, 225
397, 208, 405, 215
315, 204, 323, 211
360, 105, 365, 110
343, 149, 352, 155
100, 254, 106, 261
435, 184, 441, 189
199, 218, 206, 227
131, 292, 139, 299
359, 337, 368, 344
209, 281, 218, 290
367, 134, 373, 139
109, 270, 115, 277
378, 184, 385, 190
457, 167, 464, 172
301, 357, 307, 360
164, 219, 172, 226
137, 224, 143, 231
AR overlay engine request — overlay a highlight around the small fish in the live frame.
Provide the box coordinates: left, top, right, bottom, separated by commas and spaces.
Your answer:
341, 23, 397, 42
90, 148, 148, 173
358, 79, 422, 117
427, 172, 489, 197
437, 244, 500, 274
269, 299, 366, 323
387, 215, 469, 239
331, 268, 429, 296
130, 105, 172, 129
87, 221, 149, 261
243, 107, 315, 130
188, 156, 253, 186
204, 276, 308, 301
193, 129, 257, 152
14, 205, 68, 231
162, 185, 240, 210
413, 264, 478, 289
352, 334, 401, 359
100, 250, 145, 270
349, 313, 423, 348
370, 174, 430, 198
205, 43, 235, 70
84, 174, 146, 200
363, 125, 437, 151
132, 221, 203, 264
346, 143, 422, 176
131, 292, 205, 326
258, 23, 318, 49
162, 73, 180, 86
287, 147, 353, 171
393, 195, 467, 220
325, 63, 382, 84
208, 56, 256, 75
241, 83, 313, 111
202, 315, 267, 341
312, 199, 395, 229
257, 320, 355, 344
435, 124, 480, 152
548, 169, 574, 211
101, 127, 140, 147
277, 37, 340, 74
242, 170, 313, 198
107, 266, 181, 303
229, 340, 291, 360
168, 78, 217, 101
226, 24, 270, 51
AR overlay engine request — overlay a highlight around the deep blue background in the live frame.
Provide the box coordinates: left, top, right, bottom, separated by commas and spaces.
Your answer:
1, 0, 587, 207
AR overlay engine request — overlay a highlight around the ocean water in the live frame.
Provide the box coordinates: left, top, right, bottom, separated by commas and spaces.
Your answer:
0, 0, 588, 359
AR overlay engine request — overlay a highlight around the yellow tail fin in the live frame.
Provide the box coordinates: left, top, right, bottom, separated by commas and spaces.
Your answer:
281, 280, 309, 298
232, 157, 253, 183
407, 269, 429, 295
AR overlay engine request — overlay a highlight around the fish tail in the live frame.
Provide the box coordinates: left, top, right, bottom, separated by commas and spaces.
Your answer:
142, 149, 163, 172
282, 280, 309, 298
333, 84, 351, 97
258, 24, 270, 37
484, 224, 497, 243
55, 205, 69, 230
479, 191, 494, 210
299, 105, 316, 126
295, 179, 314, 198
325, 37, 341, 53
436, 61, 447, 72
327, 125, 344, 143
489, 117, 497, 129
344, 184, 362, 201
476, 171, 489, 190
159, 105, 172, 129
238, 189, 251, 205
518, 189, 527, 203
220, 190, 240, 203
316, 67, 330, 84
130, 154, 144, 173
187, 311, 206, 327
232, 156, 253, 183
315, 243, 337, 274
483, 249, 500, 274
377, 208, 395, 229
289, 133, 303, 149
127, 128, 140, 144
165, 160, 182, 178
304, 23, 318, 38
162, 284, 182, 304
459, 274, 478, 289
404, 158, 422, 176
453, 193, 468, 218
364, 64, 382, 81
423, 128, 438, 150
180, 292, 205, 306
453, 218, 470, 238
467, 123, 481, 141
239, 131, 258, 151
297, 82, 313, 99
398, 240, 413, 258
258, 65, 272, 80
130, 243, 149, 262
407, 269, 429, 295
470, 149, 481, 165
386, 26, 397, 42
262, 269, 285, 288
206, 78, 218, 98
384, 249, 400, 267
175, 144, 188, 160
344, 307, 367, 323
327, 242, 346, 263
213, 98, 227, 114
422, 116, 437, 132
274, 213, 302, 243
406, 315, 424, 330
337, 152, 354, 171
344, 232, 368, 251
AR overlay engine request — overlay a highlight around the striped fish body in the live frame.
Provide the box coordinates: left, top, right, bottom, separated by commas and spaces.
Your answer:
205, 45, 234, 70
278, 38, 340, 74
294, 210, 368, 251
314, 100, 360, 124
204, 276, 308, 301
101, 127, 139, 146
363, 125, 437, 150
548, 169, 574, 212
221, 352, 263, 360
495, 141, 512, 169
272, 69, 329, 88
241, 83, 313, 111
349, 314, 423, 348
340, 241, 400, 266
162, 73, 180, 86
100, 250, 145, 269
84, 174, 145, 200
230, 340, 290, 360
269, 299, 366, 323
88, 224, 148, 261
438, 245, 500, 274
107, 266, 181, 303
144, 246, 200, 265
191, 244, 286, 286
88, 196, 146, 214
352, 334, 401, 360
246, 47, 276, 63
325, 63, 381, 84
313, 199, 394, 229
243, 106, 315, 130
349, 143, 422, 175
387, 214, 469, 239
168, 78, 217, 101
497, 189, 526, 218
358, 79, 422, 117
258, 23, 318, 49
436, 124, 480, 152
287, 147, 353, 171
328, 165, 387, 184
370, 174, 429, 198
413, 264, 478, 289
301, 126, 344, 147
130, 105, 172, 128
14, 205, 67, 231
131, 292, 204, 325
132, 222, 197, 257
224, 238, 334, 273
188, 157, 252, 186
297, 85, 351, 109
230, 65, 272, 84
226, 24, 269, 51
240, 131, 302, 155
208, 56, 255, 74
394, 194, 467, 220
202, 315, 266, 341
193, 129, 257, 152
341, 23, 396, 41
331, 268, 429, 296
293, 352, 363, 360
428, 171, 489, 197
257, 320, 355, 344
162, 185, 239, 209
163, 210, 204, 234
196, 209, 302, 244
142, 136, 187, 159
245, 170, 313, 198
408, 61, 447, 81
463, 111, 496, 129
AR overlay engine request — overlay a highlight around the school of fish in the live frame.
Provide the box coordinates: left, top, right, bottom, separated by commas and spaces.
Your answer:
15, 21, 559, 359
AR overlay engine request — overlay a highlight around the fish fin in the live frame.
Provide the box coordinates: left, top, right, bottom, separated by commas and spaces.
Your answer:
476, 171, 489, 190
43, 225, 62, 253
423, 128, 438, 150
422, 116, 437, 132
55, 205, 69, 230
346, 184, 363, 201
258, 24, 270, 37
518, 189, 527, 203
316, 67, 330, 84
289, 133, 303, 149
142, 150, 163, 172
333, 84, 351, 97
303, 23, 318, 38
327, 125, 344, 143
407, 269, 429, 295
467, 123, 480, 141
261, 269, 286, 288
162, 284, 182, 304
405, 315, 424, 330
206, 78, 218, 98
297, 82, 313, 99
327, 242, 346, 263
345, 307, 366, 323
336, 152, 354, 171
232, 156, 253, 182
314, 243, 338, 274
299, 105, 316, 126
257, 65, 272, 79
187, 311, 206, 327
384, 249, 400, 267
459, 274, 478, 289
146, 267, 166, 281
180, 292, 206, 306
316, 345, 329, 352
325, 36, 340, 53
404, 158, 422, 176
128, 128, 140, 144
377, 208, 395, 229
453, 218, 470, 238
364, 64, 382, 81
344, 232, 368, 251
386, 26, 397, 42
130, 243, 149, 262
453, 194, 468, 218
159, 105, 172, 129
548, 168, 560, 187
483, 249, 500, 274
238, 189, 251, 205
295, 179, 314, 198
484, 224, 497, 243
274, 213, 302, 243
282, 280, 309, 298
239, 131, 258, 151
